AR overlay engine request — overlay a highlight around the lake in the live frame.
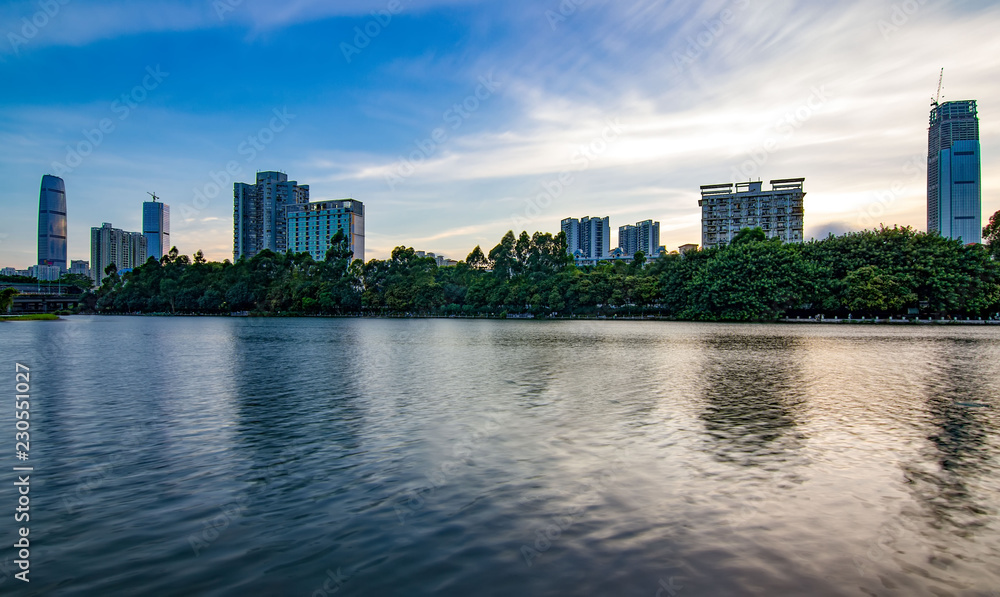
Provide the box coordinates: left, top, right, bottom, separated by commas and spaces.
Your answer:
1, 317, 999, 596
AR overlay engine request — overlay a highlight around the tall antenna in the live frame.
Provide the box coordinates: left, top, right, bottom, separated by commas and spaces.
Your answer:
931, 67, 944, 107
147, 191, 159, 202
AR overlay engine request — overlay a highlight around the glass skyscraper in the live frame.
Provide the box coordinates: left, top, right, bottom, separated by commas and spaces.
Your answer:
928, 100, 981, 243
142, 199, 170, 260
37, 174, 68, 272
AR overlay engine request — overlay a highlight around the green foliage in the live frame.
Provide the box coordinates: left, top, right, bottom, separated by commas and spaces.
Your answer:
985, 209, 1000, 259
1, 288, 19, 313
90, 226, 1000, 320
730, 226, 767, 246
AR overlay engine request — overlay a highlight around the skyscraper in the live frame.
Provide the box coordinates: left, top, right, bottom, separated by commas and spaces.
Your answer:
37, 174, 68, 272
699, 179, 805, 249
90, 223, 147, 284
233, 171, 310, 260
143, 197, 170, 260
928, 100, 981, 243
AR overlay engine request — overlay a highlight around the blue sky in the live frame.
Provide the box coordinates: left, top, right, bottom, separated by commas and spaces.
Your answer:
1, 0, 999, 265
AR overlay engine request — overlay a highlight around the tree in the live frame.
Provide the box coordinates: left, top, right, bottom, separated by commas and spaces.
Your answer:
466, 245, 489, 270
0, 288, 18, 313
194, 250, 206, 264
842, 265, 915, 315
731, 227, 767, 246
985, 209, 1000, 258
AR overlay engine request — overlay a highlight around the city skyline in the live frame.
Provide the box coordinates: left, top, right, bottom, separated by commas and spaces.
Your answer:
1, 1, 999, 266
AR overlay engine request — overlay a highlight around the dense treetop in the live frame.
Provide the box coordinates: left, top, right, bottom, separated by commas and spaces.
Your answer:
82, 224, 1000, 321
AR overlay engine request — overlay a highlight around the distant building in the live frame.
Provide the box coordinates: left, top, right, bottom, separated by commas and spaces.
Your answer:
699, 178, 805, 249
234, 171, 310, 260
562, 216, 610, 260
414, 251, 458, 267
928, 100, 981, 243
90, 222, 147, 284
37, 174, 68, 273
28, 264, 61, 281
69, 260, 91, 278
1, 267, 16, 276
678, 243, 699, 254
286, 199, 365, 262
561, 218, 580, 254
618, 219, 661, 257
142, 197, 170, 260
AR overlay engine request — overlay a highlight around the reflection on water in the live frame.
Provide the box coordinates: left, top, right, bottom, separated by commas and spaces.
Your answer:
0, 318, 998, 596
697, 333, 807, 469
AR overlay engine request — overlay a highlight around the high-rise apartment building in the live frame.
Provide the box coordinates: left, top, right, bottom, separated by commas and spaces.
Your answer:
37, 174, 68, 272
90, 222, 147, 284
562, 216, 611, 259
618, 219, 661, 257
928, 100, 981, 243
561, 218, 580, 255
142, 198, 170, 260
699, 178, 805, 249
618, 224, 638, 256
286, 199, 365, 262
233, 171, 309, 260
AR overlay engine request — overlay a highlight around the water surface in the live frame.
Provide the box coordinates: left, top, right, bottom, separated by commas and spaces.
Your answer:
1, 317, 998, 596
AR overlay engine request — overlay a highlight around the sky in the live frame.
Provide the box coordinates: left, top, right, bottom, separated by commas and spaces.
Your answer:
1, 0, 998, 265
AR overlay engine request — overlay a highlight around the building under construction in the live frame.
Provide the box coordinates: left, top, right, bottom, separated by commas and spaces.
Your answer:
698, 178, 805, 249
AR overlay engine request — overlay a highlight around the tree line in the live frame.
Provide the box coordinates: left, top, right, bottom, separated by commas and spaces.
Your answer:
80, 222, 1000, 321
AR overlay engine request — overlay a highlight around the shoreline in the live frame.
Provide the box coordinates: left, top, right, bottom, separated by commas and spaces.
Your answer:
31, 313, 1000, 325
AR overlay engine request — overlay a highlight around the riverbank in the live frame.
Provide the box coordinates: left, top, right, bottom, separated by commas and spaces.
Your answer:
0, 313, 60, 321
782, 316, 1000, 325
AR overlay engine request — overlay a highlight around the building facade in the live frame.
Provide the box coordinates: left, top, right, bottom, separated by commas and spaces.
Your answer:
562, 216, 611, 260
234, 171, 310, 260
69, 260, 91, 278
699, 178, 805, 249
928, 100, 981, 243
90, 222, 147, 284
28, 264, 61, 281
142, 199, 170, 260
286, 199, 365, 262
618, 219, 661, 257
37, 174, 68, 272
560, 218, 580, 255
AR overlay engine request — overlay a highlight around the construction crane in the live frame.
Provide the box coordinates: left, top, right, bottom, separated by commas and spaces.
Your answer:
147, 191, 159, 202
931, 68, 944, 107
